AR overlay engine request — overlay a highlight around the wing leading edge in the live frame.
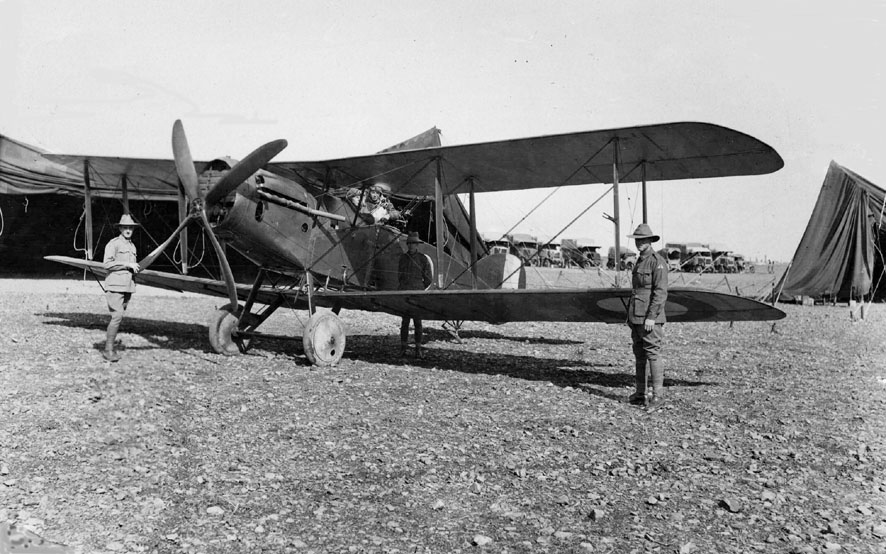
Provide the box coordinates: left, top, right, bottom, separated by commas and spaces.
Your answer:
313, 287, 786, 324
270, 121, 784, 196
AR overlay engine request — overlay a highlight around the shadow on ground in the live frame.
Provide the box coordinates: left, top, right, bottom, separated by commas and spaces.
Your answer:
42, 311, 715, 403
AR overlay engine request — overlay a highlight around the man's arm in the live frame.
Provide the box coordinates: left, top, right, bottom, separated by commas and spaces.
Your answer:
646, 257, 668, 324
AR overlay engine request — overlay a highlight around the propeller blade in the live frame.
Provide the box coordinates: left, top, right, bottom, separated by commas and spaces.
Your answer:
204, 139, 288, 206
172, 120, 201, 202
137, 214, 195, 270
199, 210, 240, 311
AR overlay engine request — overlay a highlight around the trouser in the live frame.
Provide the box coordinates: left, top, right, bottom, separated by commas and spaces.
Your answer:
106, 291, 132, 350
400, 316, 423, 346
630, 323, 664, 396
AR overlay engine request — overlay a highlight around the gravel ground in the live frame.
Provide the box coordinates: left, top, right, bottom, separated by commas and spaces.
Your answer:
1, 277, 884, 554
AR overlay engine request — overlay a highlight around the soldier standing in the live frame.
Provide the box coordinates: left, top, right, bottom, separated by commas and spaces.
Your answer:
102, 214, 141, 362
626, 223, 668, 408
398, 232, 432, 358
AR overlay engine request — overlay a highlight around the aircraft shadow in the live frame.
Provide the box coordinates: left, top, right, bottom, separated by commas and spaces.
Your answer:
422, 327, 582, 346
345, 334, 713, 403
39, 311, 297, 357
41, 312, 715, 403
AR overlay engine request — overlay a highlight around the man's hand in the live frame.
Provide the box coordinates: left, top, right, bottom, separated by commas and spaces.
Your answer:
129, 262, 141, 273
644, 318, 655, 332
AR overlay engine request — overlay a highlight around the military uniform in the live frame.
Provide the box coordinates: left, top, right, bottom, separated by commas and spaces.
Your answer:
399, 235, 433, 357
626, 229, 668, 405
102, 219, 139, 361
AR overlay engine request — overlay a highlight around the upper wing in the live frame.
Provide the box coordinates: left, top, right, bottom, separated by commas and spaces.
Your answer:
270, 122, 784, 196
44, 256, 310, 309
41, 155, 205, 201
313, 287, 786, 324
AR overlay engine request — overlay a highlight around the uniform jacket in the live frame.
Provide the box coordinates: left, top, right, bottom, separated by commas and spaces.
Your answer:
103, 235, 138, 293
627, 247, 668, 324
398, 251, 432, 290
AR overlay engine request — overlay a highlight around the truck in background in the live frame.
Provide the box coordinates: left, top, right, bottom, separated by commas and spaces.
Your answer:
537, 240, 564, 267
659, 245, 682, 271
562, 238, 602, 268
666, 242, 713, 273
509, 233, 540, 266
607, 246, 638, 270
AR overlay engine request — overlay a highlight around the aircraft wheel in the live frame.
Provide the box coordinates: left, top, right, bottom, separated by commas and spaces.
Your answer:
303, 312, 346, 367
209, 305, 243, 356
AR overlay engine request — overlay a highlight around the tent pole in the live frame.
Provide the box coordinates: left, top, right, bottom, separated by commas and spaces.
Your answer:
434, 157, 445, 289
468, 178, 477, 288
83, 160, 94, 261
641, 162, 647, 224
121, 174, 130, 214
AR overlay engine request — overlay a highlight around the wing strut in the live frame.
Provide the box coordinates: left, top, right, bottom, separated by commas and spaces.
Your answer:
612, 138, 622, 285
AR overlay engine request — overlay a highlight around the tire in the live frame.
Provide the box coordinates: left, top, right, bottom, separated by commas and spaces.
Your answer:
208, 305, 243, 356
303, 312, 346, 367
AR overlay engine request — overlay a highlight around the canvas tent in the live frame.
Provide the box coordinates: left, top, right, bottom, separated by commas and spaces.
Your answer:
775, 161, 886, 301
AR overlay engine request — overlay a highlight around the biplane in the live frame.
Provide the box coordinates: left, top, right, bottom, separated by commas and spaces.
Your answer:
46, 120, 786, 365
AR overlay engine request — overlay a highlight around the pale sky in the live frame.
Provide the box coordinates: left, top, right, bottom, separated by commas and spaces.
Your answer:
1, 0, 883, 261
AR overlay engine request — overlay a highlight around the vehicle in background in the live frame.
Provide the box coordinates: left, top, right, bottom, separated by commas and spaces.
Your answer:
483, 233, 518, 257
733, 254, 754, 273
659, 245, 681, 271
666, 242, 713, 273
509, 233, 540, 266
711, 249, 737, 273
537, 240, 564, 267
607, 246, 638, 270
562, 238, 602, 268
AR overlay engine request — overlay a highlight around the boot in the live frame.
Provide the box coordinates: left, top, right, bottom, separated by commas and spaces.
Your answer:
103, 338, 121, 362
103, 327, 121, 362
415, 345, 423, 359
647, 360, 665, 407
629, 361, 647, 405
400, 343, 408, 357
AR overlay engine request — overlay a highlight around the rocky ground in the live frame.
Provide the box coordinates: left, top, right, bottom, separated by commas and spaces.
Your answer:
1, 275, 884, 554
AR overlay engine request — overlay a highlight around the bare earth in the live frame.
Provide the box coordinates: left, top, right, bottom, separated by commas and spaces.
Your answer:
0, 273, 884, 554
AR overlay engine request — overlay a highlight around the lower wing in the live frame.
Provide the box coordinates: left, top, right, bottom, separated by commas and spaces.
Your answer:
313, 288, 785, 324
46, 255, 784, 324
44, 256, 310, 309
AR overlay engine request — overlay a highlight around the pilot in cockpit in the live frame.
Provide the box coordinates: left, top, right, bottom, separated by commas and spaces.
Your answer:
359, 183, 401, 225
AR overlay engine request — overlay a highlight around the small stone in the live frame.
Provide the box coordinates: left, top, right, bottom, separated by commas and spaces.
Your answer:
472, 534, 493, 546
761, 491, 777, 502
432, 500, 445, 510
206, 506, 225, 516
291, 539, 307, 548
553, 531, 573, 539
679, 542, 697, 554
0, 464, 8, 476
823, 542, 842, 552
589, 508, 605, 521
579, 542, 595, 551
826, 521, 842, 535
719, 498, 741, 513
872, 523, 886, 538
556, 495, 570, 505
646, 496, 658, 505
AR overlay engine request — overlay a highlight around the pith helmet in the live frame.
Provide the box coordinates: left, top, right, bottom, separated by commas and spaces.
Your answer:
115, 214, 140, 227
627, 223, 659, 242
373, 183, 392, 193
406, 231, 422, 244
